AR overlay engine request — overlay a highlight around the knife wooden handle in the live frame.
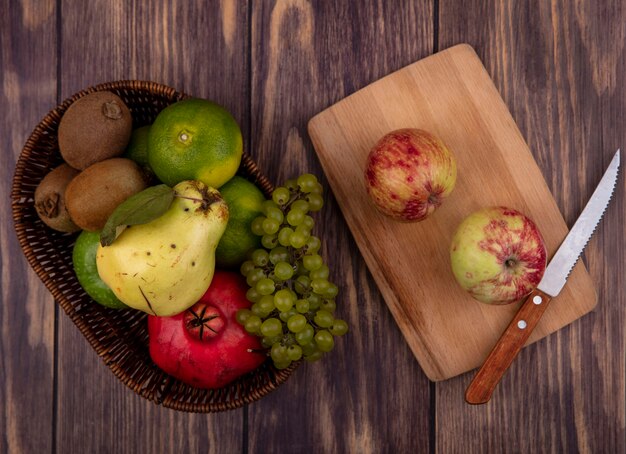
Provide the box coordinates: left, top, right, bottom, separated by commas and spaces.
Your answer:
465, 288, 552, 405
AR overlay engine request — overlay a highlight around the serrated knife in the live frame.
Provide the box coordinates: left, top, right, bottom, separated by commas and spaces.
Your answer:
465, 149, 621, 405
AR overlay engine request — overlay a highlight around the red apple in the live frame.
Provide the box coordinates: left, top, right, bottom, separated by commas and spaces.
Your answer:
364, 128, 457, 221
449, 206, 547, 304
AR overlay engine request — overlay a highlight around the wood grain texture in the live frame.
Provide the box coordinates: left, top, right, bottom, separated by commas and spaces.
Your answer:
308, 44, 596, 381
55, 1, 249, 452
437, 0, 626, 452
3, 1, 624, 453
248, 1, 434, 452
0, 0, 56, 453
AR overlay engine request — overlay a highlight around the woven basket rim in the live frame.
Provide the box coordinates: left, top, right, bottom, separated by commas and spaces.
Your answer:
11, 79, 299, 413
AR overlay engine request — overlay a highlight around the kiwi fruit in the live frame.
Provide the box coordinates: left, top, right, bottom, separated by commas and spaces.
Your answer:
65, 158, 148, 232
58, 91, 132, 170
34, 164, 81, 232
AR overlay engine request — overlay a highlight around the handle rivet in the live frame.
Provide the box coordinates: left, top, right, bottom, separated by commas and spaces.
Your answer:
533, 295, 543, 305
517, 320, 527, 329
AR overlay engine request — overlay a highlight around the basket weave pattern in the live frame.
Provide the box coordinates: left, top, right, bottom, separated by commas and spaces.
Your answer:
11, 80, 296, 412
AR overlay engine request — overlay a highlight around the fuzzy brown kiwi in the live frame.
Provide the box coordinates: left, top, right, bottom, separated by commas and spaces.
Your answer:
65, 158, 148, 232
58, 91, 133, 170
34, 164, 81, 232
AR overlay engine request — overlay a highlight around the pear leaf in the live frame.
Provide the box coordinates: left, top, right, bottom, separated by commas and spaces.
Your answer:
100, 184, 174, 246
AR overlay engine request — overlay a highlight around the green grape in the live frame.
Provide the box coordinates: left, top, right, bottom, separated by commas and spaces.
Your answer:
301, 341, 318, 356
311, 278, 330, 294
311, 182, 324, 194
251, 216, 266, 236
324, 283, 339, 298
293, 281, 308, 297
262, 200, 278, 215
314, 330, 335, 352
302, 215, 315, 230
303, 254, 323, 271
294, 223, 311, 239
289, 230, 307, 248
277, 227, 294, 246
261, 233, 278, 249
255, 278, 276, 296
291, 199, 310, 213
240, 174, 345, 365
321, 299, 337, 312
297, 173, 318, 193
266, 206, 284, 223
330, 319, 349, 336
304, 350, 324, 362
287, 344, 303, 361
274, 289, 295, 312
295, 261, 309, 276
286, 209, 305, 226
285, 178, 298, 190
246, 268, 265, 287
287, 314, 307, 333
251, 302, 266, 317
272, 187, 290, 205
295, 298, 310, 313
269, 246, 290, 264
251, 249, 270, 267
262, 218, 280, 235
274, 261, 294, 280
240, 260, 255, 276
307, 293, 322, 310
309, 264, 329, 280
262, 335, 282, 348
244, 315, 262, 334
236, 308, 252, 324
260, 318, 283, 338
314, 310, 334, 328
279, 308, 298, 322
295, 324, 314, 345
304, 235, 320, 253
270, 343, 288, 363
246, 287, 261, 303
295, 275, 311, 291
306, 193, 324, 211
257, 294, 275, 314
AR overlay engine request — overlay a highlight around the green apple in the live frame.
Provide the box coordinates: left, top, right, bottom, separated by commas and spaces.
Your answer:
450, 206, 547, 304
72, 230, 128, 309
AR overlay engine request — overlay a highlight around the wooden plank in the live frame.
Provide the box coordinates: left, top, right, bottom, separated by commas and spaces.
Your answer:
56, 1, 249, 452
249, 1, 434, 452
436, 0, 626, 452
308, 44, 597, 382
1, 0, 57, 452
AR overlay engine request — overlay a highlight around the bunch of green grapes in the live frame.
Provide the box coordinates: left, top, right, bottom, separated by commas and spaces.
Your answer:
236, 173, 348, 369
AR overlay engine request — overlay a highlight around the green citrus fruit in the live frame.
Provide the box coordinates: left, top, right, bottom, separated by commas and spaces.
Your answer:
72, 230, 128, 309
124, 125, 151, 167
147, 98, 243, 188
124, 125, 155, 180
216, 176, 266, 268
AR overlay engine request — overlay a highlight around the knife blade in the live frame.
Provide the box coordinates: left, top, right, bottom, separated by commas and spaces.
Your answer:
465, 149, 620, 405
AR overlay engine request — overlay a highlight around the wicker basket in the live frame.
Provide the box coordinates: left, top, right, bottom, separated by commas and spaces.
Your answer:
11, 80, 298, 412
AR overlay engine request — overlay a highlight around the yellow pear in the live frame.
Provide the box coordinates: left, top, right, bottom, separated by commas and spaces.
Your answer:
96, 181, 228, 316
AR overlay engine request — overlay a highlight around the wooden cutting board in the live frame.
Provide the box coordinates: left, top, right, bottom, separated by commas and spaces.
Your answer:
307, 44, 597, 382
